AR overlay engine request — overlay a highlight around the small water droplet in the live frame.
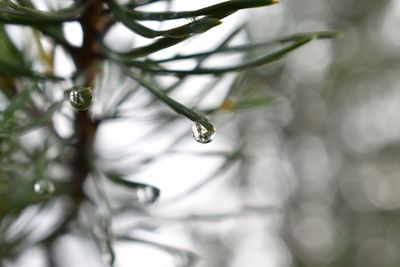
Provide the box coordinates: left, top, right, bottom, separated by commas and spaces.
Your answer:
135, 185, 160, 205
102, 250, 115, 267
68, 86, 92, 111
174, 251, 198, 267
34, 179, 55, 196
191, 121, 216, 144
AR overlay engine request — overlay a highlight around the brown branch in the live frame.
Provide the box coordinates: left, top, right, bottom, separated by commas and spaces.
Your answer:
29, 0, 112, 252
68, 0, 109, 206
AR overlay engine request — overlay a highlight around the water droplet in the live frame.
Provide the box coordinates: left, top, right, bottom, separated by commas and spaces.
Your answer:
34, 179, 55, 196
191, 121, 216, 144
135, 185, 160, 205
102, 250, 115, 267
68, 86, 92, 111
174, 251, 198, 267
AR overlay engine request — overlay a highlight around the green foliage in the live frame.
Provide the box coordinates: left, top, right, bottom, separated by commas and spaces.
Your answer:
0, 24, 31, 77
0, 0, 338, 265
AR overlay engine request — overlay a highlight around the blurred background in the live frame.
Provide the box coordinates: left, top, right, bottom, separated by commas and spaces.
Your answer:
4, 0, 400, 267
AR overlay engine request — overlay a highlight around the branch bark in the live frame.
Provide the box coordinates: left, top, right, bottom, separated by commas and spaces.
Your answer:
70, 0, 109, 202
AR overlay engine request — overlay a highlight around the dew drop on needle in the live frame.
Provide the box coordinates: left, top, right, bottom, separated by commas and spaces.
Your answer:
191, 121, 216, 144
68, 86, 92, 111
101, 248, 115, 267
135, 185, 160, 205
34, 179, 55, 196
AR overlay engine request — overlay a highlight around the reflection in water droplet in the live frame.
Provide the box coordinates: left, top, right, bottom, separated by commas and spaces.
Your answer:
191, 121, 216, 144
34, 179, 55, 196
135, 185, 160, 205
68, 86, 92, 111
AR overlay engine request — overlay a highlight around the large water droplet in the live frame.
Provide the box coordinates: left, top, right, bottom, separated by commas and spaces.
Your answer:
191, 121, 216, 144
68, 86, 92, 111
34, 179, 55, 196
135, 185, 160, 205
